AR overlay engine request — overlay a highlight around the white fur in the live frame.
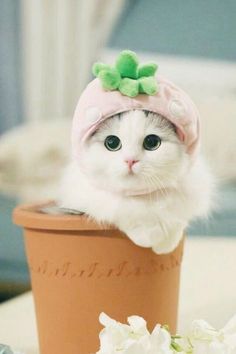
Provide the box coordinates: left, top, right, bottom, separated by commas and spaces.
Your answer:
59, 110, 214, 254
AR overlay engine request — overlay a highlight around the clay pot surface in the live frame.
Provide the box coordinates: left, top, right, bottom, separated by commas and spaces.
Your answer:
13, 203, 184, 354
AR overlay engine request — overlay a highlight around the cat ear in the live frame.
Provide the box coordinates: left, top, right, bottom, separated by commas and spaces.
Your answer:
85, 106, 102, 126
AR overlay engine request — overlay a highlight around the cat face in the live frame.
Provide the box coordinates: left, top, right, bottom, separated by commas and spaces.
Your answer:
80, 110, 189, 195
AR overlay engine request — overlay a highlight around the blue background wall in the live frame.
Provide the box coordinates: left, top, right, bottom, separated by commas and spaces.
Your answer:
110, 0, 236, 61
0, 0, 23, 134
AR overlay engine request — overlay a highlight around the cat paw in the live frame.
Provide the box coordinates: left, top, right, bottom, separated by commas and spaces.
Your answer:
121, 223, 184, 254
123, 226, 156, 248
152, 228, 183, 254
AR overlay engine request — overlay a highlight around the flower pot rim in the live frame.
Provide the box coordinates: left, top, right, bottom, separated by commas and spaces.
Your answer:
13, 201, 115, 231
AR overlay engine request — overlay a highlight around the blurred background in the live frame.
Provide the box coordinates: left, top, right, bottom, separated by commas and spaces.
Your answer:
0, 0, 235, 302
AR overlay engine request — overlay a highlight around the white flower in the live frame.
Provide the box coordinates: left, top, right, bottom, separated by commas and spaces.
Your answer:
96, 312, 236, 354
222, 314, 236, 349
149, 325, 174, 354
96, 313, 175, 354
189, 315, 236, 354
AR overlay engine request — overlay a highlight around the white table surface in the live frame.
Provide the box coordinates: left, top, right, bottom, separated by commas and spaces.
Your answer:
0, 237, 236, 354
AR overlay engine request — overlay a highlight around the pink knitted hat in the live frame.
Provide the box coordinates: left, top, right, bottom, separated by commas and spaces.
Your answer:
71, 52, 200, 158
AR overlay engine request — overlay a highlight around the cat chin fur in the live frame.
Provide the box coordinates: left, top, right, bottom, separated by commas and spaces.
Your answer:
58, 111, 214, 254
59, 157, 213, 253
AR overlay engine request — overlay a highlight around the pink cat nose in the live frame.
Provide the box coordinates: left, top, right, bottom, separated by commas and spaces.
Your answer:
125, 159, 139, 169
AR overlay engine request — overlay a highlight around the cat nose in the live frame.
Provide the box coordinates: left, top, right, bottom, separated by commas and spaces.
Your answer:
125, 159, 139, 169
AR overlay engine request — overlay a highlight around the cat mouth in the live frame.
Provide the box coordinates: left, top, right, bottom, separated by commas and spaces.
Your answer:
126, 169, 137, 177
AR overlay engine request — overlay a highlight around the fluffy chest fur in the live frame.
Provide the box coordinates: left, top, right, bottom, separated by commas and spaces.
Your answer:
59, 110, 213, 253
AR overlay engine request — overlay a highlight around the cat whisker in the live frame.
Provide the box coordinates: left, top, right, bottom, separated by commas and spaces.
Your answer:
142, 175, 159, 202
142, 172, 169, 200
150, 175, 170, 199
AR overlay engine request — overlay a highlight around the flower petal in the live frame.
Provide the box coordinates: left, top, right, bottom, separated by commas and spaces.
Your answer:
99, 312, 117, 327
190, 320, 218, 341
222, 314, 236, 335
127, 316, 149, 335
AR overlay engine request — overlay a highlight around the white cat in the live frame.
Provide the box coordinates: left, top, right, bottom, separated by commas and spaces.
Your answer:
58, 110, 213, 254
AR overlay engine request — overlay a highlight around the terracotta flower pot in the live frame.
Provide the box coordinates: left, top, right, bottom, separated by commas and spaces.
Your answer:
13, 203, 184, 354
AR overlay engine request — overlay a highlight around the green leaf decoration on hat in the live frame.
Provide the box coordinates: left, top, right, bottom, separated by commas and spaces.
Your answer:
98, 68, 121, 90
139, 76, 158, 95
138, 62, 158, 78
116, 50, 139, 79
92, 50, 158, 97
92, 62, 111, 77
119, 78, 139, 97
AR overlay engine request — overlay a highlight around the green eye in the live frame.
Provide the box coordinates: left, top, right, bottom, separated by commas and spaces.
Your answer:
104, 135, 122, 151
143, 134, 161, 151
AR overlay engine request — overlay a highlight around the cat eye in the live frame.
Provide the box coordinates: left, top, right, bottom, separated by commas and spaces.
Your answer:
143, 134, 161, 151
104, 135, 122, 151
